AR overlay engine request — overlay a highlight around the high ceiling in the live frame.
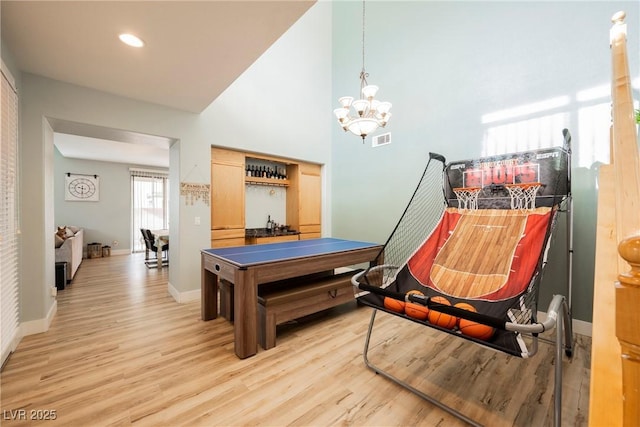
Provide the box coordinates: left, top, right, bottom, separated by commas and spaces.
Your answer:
2, 0, 315, 113
1, 0, 315, 166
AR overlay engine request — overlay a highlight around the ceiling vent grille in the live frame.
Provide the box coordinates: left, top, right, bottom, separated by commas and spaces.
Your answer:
372, 132, 391, 148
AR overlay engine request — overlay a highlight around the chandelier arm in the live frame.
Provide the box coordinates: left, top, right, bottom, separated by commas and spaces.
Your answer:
360, 71, 369, 91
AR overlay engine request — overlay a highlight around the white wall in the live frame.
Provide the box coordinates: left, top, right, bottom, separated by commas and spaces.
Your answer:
15, 2, 332, 324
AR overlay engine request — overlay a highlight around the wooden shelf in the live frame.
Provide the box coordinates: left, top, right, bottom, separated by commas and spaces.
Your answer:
245, 177, 290, 187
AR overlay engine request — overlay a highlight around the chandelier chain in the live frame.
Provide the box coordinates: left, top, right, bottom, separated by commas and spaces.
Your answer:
361, 0, 366, 73
360, 0, 368, 88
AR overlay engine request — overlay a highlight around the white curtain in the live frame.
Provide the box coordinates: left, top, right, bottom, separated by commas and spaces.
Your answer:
131, 169, 169, 252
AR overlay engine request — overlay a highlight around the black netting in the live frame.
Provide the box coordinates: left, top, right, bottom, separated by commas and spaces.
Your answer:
370, 153, 447, 287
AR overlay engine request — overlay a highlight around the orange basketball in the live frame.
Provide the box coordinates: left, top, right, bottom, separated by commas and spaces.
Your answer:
459, 319, 495, 340
405, 290, 428, 320
405, 302, 428, 320
453, 302, 477, 326
383, 297, 405, 314
427, 296, 456, 329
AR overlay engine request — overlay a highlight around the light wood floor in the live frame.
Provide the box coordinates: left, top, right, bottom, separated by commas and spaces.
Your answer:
1, 254, 590, 426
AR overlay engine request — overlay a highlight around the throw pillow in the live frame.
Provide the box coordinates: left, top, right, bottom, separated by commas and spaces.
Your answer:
65, 227, 75, 238
55, 234, 65, 248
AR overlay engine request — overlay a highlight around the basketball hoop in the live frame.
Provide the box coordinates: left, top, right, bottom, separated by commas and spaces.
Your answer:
453, 187, 481, 210
504, 183, 542, 210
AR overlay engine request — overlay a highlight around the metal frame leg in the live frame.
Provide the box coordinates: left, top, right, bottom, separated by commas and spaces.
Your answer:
362, 302, 574, 427
363, 309, 483, 427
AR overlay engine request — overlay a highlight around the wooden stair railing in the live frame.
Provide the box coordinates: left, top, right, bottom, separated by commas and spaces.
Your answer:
589, 11, 640, 427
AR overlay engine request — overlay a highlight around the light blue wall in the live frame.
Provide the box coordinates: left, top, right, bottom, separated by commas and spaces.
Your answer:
13, 2, 332, 323
53, 148, 169, 252
331, 1, 639, 323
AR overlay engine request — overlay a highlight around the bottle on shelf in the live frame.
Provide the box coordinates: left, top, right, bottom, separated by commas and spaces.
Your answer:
266, 215, 276, 233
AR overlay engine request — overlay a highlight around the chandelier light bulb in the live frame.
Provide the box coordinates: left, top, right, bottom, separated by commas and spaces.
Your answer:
362, 85, 379, 99
334, 108, 349, 120
339, 96, 354, 108
347, 118, 379, 138
352, 100, 369, 117
377, 101, 392, 115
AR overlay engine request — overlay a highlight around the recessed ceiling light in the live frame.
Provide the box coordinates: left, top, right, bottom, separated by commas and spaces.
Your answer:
119, 33, 144, 48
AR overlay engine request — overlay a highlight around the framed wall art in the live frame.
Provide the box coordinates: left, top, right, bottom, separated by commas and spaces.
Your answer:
65, 173, 100, 202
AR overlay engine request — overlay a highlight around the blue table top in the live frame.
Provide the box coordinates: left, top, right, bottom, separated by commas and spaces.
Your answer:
202, 238, 381, 267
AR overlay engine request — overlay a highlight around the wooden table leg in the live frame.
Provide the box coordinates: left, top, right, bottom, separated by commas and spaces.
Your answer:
233, 268, 257, 359
201, 254, 218, 321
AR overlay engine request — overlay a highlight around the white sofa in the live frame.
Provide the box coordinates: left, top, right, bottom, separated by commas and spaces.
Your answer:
55, 227, 84, 282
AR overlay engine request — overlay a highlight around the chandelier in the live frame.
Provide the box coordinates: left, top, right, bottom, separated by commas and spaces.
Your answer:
334, 0, 392, 142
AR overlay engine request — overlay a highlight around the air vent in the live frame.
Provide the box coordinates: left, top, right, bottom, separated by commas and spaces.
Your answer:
372, 132, 391, 148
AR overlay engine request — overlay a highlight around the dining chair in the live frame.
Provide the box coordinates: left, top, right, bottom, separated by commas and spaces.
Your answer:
140, 228, 169, 268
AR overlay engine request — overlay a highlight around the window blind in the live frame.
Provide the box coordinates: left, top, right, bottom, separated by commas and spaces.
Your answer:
1, 64, 20, 369
129, 168, 168, 179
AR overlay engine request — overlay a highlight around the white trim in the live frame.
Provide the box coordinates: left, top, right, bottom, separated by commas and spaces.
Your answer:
167, 282, 200, 303
21, 300, 58, 336
538, 310, 591, 337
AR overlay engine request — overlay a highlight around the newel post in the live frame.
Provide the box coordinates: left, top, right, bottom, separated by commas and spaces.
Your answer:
610, 9, 640, 426
616, 235, 640, 425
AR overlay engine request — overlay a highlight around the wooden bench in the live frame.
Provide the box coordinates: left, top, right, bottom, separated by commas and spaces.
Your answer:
218, 271, 336, 322
257, 270, 361, 350
217, 270, 360, 349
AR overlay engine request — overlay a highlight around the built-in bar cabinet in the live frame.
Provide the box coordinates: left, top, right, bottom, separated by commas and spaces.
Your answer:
210, 147, 322, 248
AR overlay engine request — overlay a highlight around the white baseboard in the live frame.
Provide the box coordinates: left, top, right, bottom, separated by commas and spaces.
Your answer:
82, 249, 130, 258
335, 266, 357, 274
571, 318, 592, 337
110, 249, 130, 256
21, 300, 57, 336
1, 328, 24, 367
538, 310, 592, 337
167, 282, 200, 303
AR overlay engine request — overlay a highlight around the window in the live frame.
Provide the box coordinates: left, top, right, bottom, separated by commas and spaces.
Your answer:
130, 169, 169, 253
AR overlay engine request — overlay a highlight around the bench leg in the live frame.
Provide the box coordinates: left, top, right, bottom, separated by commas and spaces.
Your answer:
219, 279, 234, 321
258, 305, 277, 350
